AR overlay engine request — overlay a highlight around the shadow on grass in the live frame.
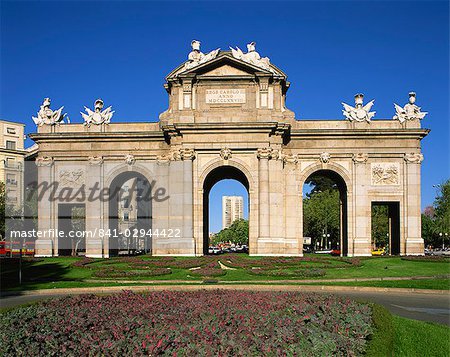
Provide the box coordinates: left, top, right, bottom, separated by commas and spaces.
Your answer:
0, 258, 72, 295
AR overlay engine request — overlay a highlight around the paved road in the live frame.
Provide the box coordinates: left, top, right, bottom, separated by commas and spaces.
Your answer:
315, 290, 450, 326
1, 286, 449, 326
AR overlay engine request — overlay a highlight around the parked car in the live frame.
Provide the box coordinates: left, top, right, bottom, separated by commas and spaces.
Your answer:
371, 247, 386, 256
330, 249, 341, 256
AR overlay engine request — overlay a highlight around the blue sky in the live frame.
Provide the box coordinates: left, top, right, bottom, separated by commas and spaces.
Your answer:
1, 1, 448, 232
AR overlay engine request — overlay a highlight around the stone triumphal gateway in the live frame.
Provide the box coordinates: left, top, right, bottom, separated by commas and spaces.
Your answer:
30, 41, 429, 257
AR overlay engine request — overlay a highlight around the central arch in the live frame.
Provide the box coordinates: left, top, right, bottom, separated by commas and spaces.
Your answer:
202, 165, 251, 255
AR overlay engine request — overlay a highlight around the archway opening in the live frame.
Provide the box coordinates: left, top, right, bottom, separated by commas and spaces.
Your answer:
109, 171, 152, 257
58, 203, 86, 256
302, 170, 348, 256
371, 202, 400, 255
203, 166, 250, 255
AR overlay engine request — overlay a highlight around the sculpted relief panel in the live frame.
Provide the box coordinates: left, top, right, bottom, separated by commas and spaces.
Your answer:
371, 163, 400, 185
59, 168, 85, 188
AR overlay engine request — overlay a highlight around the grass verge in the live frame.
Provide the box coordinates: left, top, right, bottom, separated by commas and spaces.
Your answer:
393, 315, 450, 356
366, 304, 450, 357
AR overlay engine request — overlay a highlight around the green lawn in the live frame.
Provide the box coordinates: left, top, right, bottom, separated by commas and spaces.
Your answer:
1, 255, 449, 292
393, 316, 450, 356
302, 278, 450, 290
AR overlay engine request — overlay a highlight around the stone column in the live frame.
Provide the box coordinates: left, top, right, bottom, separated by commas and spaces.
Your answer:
182, 151, 194, 255
352, 154, 371, 256
153, 156, 170, 255
283, 155, 301, 255
34, 157, 55, 257
404, 153, 424, 255
257, 148, 271, 250
85, 156, 105, 258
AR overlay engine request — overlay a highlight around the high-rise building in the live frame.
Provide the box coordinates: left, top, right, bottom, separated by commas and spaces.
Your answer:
222, 196, 243, 229
0, 120, 26, 209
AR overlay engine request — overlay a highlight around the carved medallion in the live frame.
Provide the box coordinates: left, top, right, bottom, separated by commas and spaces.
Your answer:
220, 148, 232, 160
124, 154, 135, 165
319, 152, 331, 164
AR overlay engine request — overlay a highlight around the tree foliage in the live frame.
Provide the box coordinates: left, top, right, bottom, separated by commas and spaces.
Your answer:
305, 175, 337, 197
422, 179, 450, 248
371, 205, 389, 248
303, 189, 340, 249
212, 219, 249, 246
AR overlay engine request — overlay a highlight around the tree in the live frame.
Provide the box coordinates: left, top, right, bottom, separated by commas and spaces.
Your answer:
212, 219, 249, 246
303, 189, 340, 249
434, 180, 450, 234
305, 175, 337, 197
422, 179, 450, 248
371, 205, 389, 248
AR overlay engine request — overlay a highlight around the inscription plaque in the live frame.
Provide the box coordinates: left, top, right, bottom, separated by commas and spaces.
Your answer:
206, 89, 246, 104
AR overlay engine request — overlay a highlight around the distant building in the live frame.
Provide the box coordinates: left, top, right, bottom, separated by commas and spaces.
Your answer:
118, 178, 138, 234
0, 120, 26, 209
222, 196, 243, 229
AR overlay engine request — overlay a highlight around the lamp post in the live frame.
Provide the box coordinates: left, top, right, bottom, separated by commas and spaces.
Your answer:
440, 232, 448, 250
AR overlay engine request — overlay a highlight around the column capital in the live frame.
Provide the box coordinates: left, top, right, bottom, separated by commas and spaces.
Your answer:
404, 153, 424, 164
35, 156, 54, 167
257, 147, 273, 160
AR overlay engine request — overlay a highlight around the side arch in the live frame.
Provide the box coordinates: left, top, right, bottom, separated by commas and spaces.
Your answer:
299, 162, 352, 193
106, 164, 154, 256
299, 161, 353, 256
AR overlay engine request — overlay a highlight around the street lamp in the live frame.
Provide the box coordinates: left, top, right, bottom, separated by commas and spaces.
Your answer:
440, 232, 448, 250
322, 233, 331, 249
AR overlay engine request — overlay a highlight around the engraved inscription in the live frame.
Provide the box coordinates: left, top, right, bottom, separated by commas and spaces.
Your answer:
206, 89, 246, 104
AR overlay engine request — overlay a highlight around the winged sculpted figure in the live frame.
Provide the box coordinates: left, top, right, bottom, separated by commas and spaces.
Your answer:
342, 94, 375, 123
81, 99, 114, 126
184, 40, 220, 70
32, 98, 67, 126
230, 42, 272, 72
393, 92, 427, 123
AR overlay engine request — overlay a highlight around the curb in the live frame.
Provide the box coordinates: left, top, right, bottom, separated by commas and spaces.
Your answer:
2, 284, 448, 297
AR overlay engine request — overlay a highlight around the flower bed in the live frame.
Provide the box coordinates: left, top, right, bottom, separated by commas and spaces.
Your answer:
223, 255, 331, 269
249, 267, 326, 277
71, 257, 95, 267
189, 261, 226, 277
401, 255, 450, 262
0, 290, 373, 356
92, 267, 172, 278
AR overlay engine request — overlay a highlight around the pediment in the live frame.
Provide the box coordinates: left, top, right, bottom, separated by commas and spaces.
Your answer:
200, 64, 253, 77
166, 52, 286, 81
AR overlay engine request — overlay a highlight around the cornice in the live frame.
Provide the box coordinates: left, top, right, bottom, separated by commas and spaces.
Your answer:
290, 128, 429, 140
28, 131, 165, 143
